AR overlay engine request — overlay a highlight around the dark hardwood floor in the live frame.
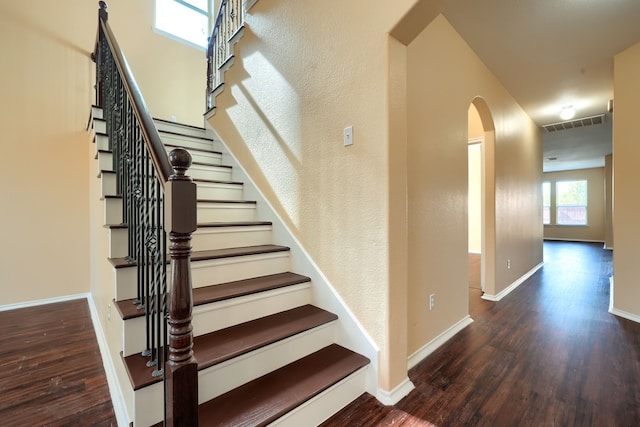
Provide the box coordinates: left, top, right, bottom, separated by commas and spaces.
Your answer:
323, 241, 640, 426
3, 242, 636, 426
0, 299, 116, 426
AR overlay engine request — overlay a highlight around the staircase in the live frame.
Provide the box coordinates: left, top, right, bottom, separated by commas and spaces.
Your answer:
88, 108, 370, 426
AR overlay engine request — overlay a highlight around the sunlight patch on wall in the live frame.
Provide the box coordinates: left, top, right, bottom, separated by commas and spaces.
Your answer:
242, 51, 302, 160
226, 52, 302, 227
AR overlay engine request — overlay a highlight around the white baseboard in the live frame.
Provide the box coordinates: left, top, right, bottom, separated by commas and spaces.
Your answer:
0, 293, 88, 312
87, 295, 129, 427
609, 276, 614, 313
543, 238, 605, 244
376, 377, 415, 406
482, 262, 544, 302
407, 315, 474, 370
609, 307, 640, 323
608, 276, 640, 323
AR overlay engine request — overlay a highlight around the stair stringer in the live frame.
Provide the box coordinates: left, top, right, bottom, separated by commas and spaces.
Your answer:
87, 109, 134, 426
204, 124, 380, 397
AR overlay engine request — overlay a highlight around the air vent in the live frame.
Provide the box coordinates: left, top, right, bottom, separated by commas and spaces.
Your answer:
542, 114, 605, 132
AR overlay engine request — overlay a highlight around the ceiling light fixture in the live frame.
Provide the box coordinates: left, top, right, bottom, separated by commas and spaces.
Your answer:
560, 105, 576, 121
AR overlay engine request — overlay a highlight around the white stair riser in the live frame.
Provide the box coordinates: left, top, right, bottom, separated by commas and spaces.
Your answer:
197, 203, 256, 222
108, 227, 127, 258
91, 106, 104, 120
114, 252, 291, 300
192, 225, 271, 252
160, 133, 213, 152
104, 200, 256, 228
109, 224, 270, 256
121, 283, 312, 356
114, 267, 136, 301
93, 119, 106, 134
165, 147, 222, 166
101, 172, 116, 198
195, 182, 243, 201
131, 322, 336, 427
154, 120, 209, 139
104, 197, 122, 225
271, 367, 369, 427
97, 151, 113, 172
94, 133, 109, 151
190, 252, 290, 288
189, 164, 232, 181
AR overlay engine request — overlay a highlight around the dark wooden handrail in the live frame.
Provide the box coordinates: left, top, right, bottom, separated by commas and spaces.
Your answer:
97, 3, 172, 183
92, 2, 198, 425
206, 0, 243, 110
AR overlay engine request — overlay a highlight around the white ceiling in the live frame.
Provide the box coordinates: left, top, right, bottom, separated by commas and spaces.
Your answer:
442, 0, 640, 172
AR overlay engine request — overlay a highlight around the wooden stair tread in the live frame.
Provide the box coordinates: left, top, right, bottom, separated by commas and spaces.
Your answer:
163, 142, 220, 155
97, 171, 241, 186
153, 116, 206, 131
158, 129, 213, 142
115, 272, 310, 320
193, 178, 243, 185
124, 305, 337, 390
197, 199, 256, 204
191, 245, 288, 261
110, 244, 289, 268
192, 161, 231, 169
197, 221, 272, 228
106, 221, 271, 230
198, 344, 370, 427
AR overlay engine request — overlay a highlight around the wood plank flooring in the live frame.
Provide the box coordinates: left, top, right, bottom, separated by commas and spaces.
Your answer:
323, 241, 640, 426
0, 299, 116, 426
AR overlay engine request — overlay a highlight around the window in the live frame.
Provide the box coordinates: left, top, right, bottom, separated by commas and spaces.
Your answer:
155, 0, 211, 49
556, 180, 587, 225
542, 182, 550, 225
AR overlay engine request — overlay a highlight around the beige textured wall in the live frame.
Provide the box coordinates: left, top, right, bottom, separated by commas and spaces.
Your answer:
543, 168, 605, 242
612, 41, 640, 317
208, 0, 448, 391
406, 16, 543, 354
0, 0, 204, 306
468, 105, 484, 139
604, 154, 613, 249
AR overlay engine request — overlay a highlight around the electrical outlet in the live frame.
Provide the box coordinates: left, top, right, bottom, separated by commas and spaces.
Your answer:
429, 294, 436, 311
107, 304, 111, 321
507, 259, 511, 269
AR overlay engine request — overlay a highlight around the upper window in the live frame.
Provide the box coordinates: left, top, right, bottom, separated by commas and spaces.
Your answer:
542, 182, 550, 225
155, 0, 211, 49
556, 180, 588, 225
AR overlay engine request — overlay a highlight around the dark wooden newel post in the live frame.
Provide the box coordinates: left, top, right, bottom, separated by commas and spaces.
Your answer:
165, 148, 198, 426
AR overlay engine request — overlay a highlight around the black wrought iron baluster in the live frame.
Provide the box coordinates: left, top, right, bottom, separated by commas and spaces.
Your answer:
160, 191, 168, 375
147, 165, 158, 372
152, 175, 166, 377
133, 127, 143, 307
123, 104, 133, 263
141, 146, 152, 358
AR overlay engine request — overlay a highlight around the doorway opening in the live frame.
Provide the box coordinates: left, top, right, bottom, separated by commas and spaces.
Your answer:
468, 98, 496, 300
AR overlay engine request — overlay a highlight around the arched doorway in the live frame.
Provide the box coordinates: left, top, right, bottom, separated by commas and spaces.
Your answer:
468, 98, 496, 298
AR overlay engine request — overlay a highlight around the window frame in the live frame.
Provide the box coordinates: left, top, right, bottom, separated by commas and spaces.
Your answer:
154, 0, 212, 50
542, 181, 551, 225
555, 179, 588, 226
